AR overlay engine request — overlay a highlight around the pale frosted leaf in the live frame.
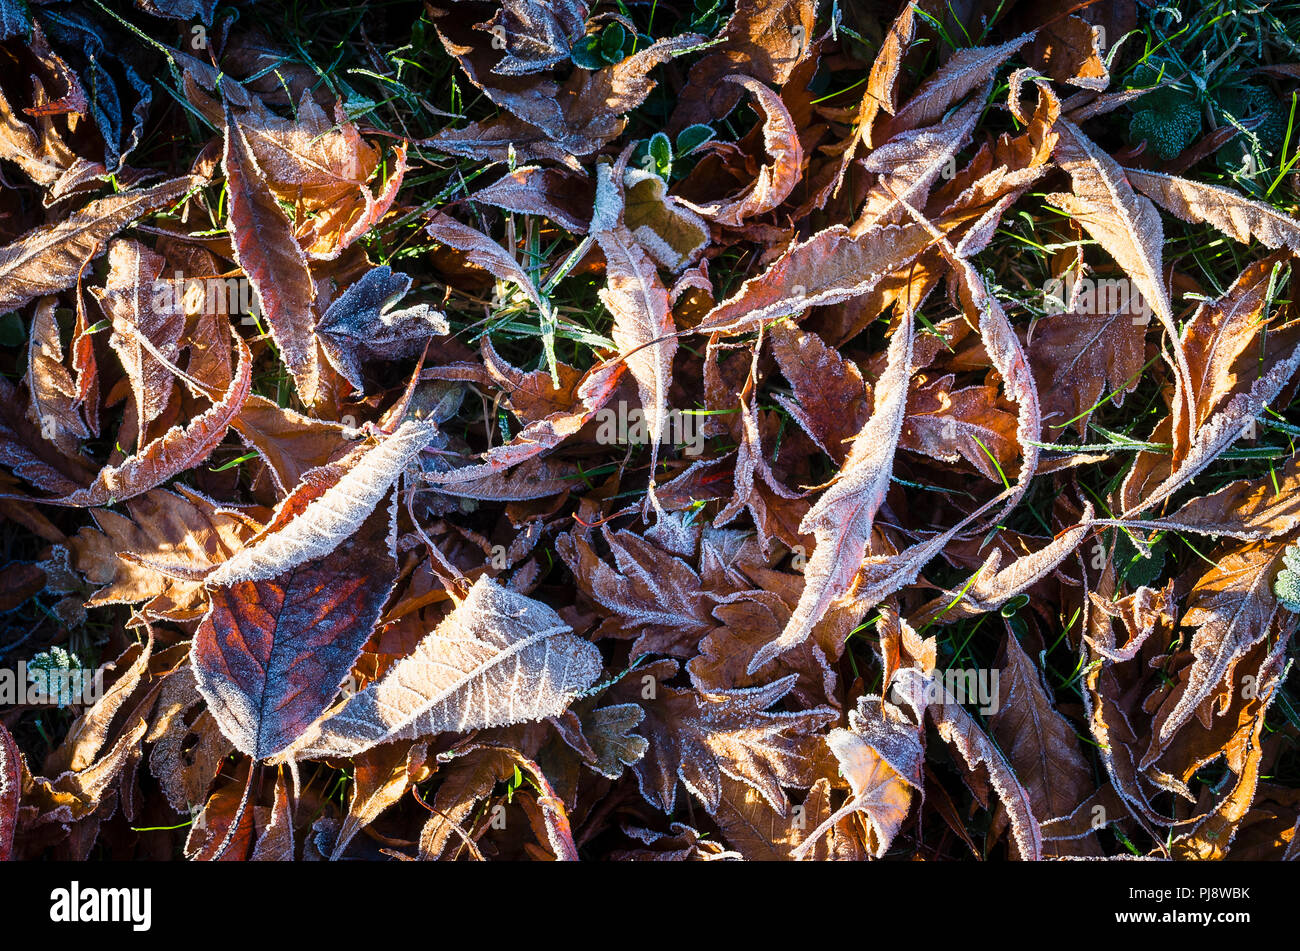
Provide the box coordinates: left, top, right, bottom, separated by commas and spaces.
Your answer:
910, 506, 1092, 626
954, 260, 1042, 519
858, 89, 986, 230
695, 221, 936, 336
793, 696, 922, 859
592, 159, 676, 495
294, 577, 601, 758
1047, 120, 1189, 409
316, 266, 449, 392
424, 212, 544, 311
1126, 168, 1300, 251
205, 419, 436, 585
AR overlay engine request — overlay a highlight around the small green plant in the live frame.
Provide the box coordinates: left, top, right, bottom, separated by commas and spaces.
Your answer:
571, 21, 651, 69
27, 646, 92, 708
629, 125, 716, 181
1275, 542, 1300, 613
1123, 5, 1292, 172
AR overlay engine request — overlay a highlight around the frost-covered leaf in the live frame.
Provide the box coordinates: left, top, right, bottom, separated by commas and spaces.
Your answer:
294, 577, 601, 759
205, 418, 436, 585
615, 660, 836, 815
0, 175, 194, 313
793, 696, 922, 859
749, 307, 913, 674
592, 158, 676, 499
316, 266, 449, 393
193, 497, 398, 760
16, 332, 252, 507
1126, 168, 1300, 251
223, 102, 322, 406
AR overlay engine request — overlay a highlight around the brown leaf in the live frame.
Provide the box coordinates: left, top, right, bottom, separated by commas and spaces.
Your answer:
1154, 537, 1287, 747
251, 770, 296, 861
880, 33, 1031, 138
748, 307, 913, 674
94, 239, 186, 440
68, 486, 257, 614
892, 666, 1043, 859
769, 322, 869, 464
193, 496, 398, 760
557, 526, 714, 658
909, 510, 1092, 626
481, 0, 589, 75
1152, 459, 1300, 541
1127, 168, 1300, 251
0, 722, 19, 861
146, 668, 233, 816
689, 76, 804, 227
1047, 121, 1188, 406
857, 89, 986, 231
1028, 304, 1146, 436
435, 31, 703, 162
670, 0, 817, 129
990, 632, 1100, 856
614, 660, 836, 815
695, 221, 937, 336
18, 331, 252, 507
470, 164, 594, 234
793, 696, 922, 859
0, 176, 195, 314
1030, 15, 1108, 90
424, 212, 545, 312
332, 740, 428, 860
831, 0, 916, 193
223, 102, 322, 406
232, 396, 351, 495
900, 375, 1020, 480
1122, 259, 1300, 516
26, 297, 90, 457
1172, 637, 1287, 858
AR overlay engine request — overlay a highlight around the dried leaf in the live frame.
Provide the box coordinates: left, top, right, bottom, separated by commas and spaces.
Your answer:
619, 663, 836, 815
295, 577, 601, 759
1127, 169, 1300, 251
793, 696, 922, 859
0, 175, 194, 313
193, 496, 398, 760
592, 159, 677, 498
18, 332, 252, 507
748, 307, 913, 674
205, 418, 435, 585
223, 102, 322, 406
